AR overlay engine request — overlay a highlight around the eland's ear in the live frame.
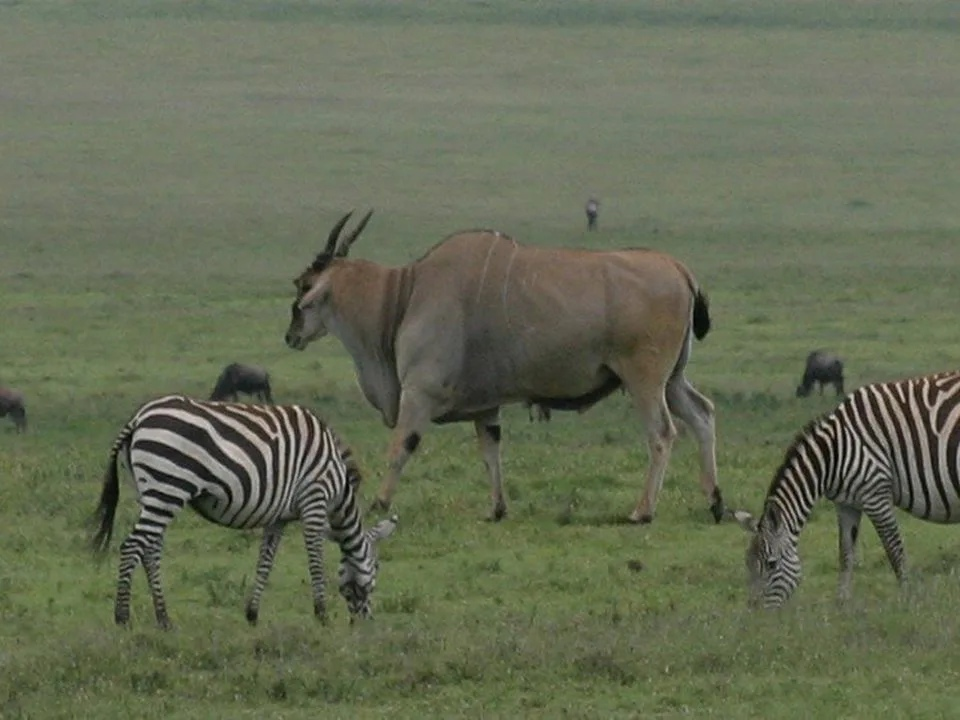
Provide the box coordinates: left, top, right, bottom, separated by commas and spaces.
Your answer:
367, 514, 398, 544
733, 510, 758, 533
297, 275, 332, 310
335, 209, 374, 257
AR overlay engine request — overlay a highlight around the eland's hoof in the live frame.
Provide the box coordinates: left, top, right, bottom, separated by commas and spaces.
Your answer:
369, 497, 392, 514
487, 505, 508, 522
710, 488, 725, 524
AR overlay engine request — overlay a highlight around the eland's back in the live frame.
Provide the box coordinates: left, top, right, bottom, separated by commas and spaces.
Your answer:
404, 231, 700, 411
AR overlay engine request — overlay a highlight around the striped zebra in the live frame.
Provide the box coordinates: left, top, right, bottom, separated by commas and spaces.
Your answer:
735, 371, 960, 609
90, 394, 398, 629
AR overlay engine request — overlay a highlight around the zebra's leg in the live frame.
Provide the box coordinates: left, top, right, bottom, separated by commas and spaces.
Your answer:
301, 506, 331, 623
474, 409, 507, 521
865, 500, 907, 584
141, 535, 173, 630
245, 522, 287, 626
115, 535, 145, 627
115, 494, 187, 628
836, 504, 863, 602
115, 531, 163, 627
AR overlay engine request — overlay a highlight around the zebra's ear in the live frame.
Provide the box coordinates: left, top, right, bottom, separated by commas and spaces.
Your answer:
733, 510, 758, 533
367, 514, 399, 544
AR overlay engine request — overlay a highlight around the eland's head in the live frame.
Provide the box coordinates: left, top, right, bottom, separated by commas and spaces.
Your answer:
735, 506, 802, 609
337, 514, 398, 622
285, 209, 374, 351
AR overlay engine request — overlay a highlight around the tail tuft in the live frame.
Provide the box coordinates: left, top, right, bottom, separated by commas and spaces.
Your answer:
693, 290, 711, 340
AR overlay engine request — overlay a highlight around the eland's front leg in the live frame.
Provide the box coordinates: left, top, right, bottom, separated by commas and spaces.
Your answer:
372, 390, 434, 513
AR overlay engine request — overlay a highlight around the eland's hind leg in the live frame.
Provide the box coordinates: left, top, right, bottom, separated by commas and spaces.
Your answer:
666, 374, 722, 522
618, 367, 677, 524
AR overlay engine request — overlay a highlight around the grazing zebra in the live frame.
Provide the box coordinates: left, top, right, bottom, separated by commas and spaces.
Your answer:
90, 394, 398, 629
735, 370, 960, 609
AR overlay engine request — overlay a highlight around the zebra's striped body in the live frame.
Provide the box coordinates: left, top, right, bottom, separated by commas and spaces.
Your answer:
737, 371, 960, 608
91, 394, 397, 629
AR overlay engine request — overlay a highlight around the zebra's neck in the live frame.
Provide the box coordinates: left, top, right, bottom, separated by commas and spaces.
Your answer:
326, 488, 373, 563
765, 414, 840, 535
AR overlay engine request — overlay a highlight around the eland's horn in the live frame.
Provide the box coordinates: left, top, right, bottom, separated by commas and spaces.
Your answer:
324, 210, 354, 255
335, 209, 374, 257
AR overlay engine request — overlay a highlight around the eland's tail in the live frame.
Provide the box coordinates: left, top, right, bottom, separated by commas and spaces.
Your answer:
692, 289, 711, 341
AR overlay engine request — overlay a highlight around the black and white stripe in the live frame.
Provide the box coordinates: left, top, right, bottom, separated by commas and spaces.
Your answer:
90, 394, 397, 629
737, 371, 960, 608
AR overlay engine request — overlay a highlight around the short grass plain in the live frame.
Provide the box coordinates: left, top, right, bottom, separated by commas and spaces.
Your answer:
2, 1, 960, 717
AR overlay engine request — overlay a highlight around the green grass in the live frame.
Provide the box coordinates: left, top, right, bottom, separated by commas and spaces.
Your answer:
2, 1, 960, 717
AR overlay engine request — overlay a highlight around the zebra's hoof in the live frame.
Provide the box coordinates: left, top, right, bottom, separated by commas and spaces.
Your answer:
246, 606, 259, 626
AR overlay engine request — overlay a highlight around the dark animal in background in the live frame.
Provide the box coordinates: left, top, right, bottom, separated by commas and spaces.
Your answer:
525, 400, 551, 423
585, 198, 599, 231
285, 210, 723, 525
0, 387, 27, 433
796, 350, 844, 398
210, 363, 274, 403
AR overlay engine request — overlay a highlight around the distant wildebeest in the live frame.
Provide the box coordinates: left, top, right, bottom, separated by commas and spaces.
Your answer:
585, 198, 599, 231
0, 387, 27, 433
209, 363, 274, 403
284, 210, 723, 525
796, 350, 844, 398
525, 400, 551, 423
736, 371, 960, 609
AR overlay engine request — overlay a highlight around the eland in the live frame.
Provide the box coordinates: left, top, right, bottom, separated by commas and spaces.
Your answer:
284, 211, 723, 524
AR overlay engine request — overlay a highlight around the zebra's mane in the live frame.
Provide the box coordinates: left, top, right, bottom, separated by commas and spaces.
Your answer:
764, 409, 836, 500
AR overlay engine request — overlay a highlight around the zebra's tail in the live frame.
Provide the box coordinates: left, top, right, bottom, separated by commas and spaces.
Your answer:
90, 420, 136, 560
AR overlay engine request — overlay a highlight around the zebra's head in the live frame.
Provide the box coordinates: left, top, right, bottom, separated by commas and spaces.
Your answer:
338, 514, 398, 621
735, 506, 801, 609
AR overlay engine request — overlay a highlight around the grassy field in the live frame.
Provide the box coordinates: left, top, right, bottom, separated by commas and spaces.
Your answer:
2, 1, 960, 717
